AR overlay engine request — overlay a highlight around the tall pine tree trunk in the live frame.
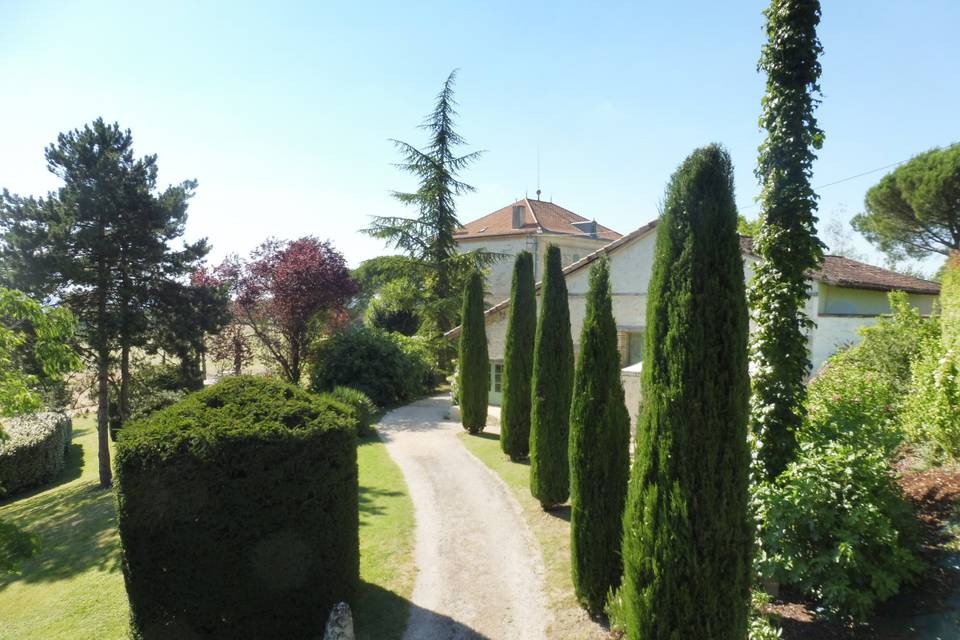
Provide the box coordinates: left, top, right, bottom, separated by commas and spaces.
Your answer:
96, 252, 113, 487
119, 343, 131, 424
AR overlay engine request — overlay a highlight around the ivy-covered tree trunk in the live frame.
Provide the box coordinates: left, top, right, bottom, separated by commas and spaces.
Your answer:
500, 251, 536, 460
529, 245, 574, 509
621, 145, 751, 639
569, 257, 630, 615
749, 0, 825, 480
457, 270, 489, 433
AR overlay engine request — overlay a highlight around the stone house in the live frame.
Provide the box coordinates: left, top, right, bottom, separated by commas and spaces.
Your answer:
448, 219, 941, 428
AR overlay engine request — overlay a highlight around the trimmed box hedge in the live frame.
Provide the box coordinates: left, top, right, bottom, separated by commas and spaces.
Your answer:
115, 376, 359, 640
0, 412, 72, 497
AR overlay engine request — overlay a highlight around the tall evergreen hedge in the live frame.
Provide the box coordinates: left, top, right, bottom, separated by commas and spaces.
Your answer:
458, 270, 489, 433
529, 244, 574, 509
621, 145, 751, 639
501, 251, 536, 460
943, 251, 960, 351
569, 258, 630, 614
115, 376, 359, 640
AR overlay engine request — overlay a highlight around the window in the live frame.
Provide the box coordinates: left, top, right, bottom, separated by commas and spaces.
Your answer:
492, 362, 503, 393
618, 330, 645, 366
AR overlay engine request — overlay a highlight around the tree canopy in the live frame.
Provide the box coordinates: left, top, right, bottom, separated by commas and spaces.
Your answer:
853, 143, 960, 261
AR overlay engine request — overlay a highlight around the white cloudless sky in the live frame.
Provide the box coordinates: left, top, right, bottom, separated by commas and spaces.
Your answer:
2, 1, 958, 273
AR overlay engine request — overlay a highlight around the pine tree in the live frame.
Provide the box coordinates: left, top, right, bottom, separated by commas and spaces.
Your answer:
569, 257, 630, 615
457, 270, 489, 433
529, 245, 574, 509
749, 0, 825, 479
621, 145, 751, 639
500, 251, 536, 460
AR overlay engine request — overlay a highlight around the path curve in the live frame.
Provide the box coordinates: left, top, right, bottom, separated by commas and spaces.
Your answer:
378, 395, 549, 640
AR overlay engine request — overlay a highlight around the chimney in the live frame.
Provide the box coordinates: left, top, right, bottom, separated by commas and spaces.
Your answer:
512, 205, 524, 229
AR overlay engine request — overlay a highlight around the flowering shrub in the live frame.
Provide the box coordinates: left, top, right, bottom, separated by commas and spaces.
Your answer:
0, 412, 72, 497
754, 441, 922, 620
803, 349, 902, 455
902, 342, 960, 460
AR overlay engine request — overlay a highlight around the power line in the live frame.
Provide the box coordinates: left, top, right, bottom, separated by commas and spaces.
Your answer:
738, 158, 908, 212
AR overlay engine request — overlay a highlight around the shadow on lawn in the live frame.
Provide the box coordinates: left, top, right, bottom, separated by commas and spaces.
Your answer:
0, 434, 121, 591
355, 581, 492, 640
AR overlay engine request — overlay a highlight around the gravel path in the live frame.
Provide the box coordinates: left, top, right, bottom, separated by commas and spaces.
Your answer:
378, 395, 549, 640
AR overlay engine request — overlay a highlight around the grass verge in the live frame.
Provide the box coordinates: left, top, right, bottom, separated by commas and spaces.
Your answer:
459, 431, 609, 640
0, 416, 415, 640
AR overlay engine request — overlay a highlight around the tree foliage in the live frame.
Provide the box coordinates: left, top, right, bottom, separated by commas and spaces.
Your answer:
234, 237, 355, 384
362, 70, 490, 360
748, 0, 826, 480
529, 245, 574, 509
942, 251, 960, 351
500, 251, 536, 460
0, 119, 205, 486
457, 270, 488, 433
568, 258, 630, 615
853, 144, 960, 260
0, 288, 80, 417
621, 145, 751, 639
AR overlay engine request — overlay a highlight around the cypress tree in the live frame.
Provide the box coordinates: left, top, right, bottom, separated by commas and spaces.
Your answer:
529, 244, 574, 509
569, 257, 630, 615
621, 145, 751, 639
500, 251, 536, 460
942, 251, 960, 351
457, 270, 488, 433
749, 0, 825, 479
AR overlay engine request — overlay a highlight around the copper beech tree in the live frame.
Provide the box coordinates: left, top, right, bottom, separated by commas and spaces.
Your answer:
232, 237, 355, 384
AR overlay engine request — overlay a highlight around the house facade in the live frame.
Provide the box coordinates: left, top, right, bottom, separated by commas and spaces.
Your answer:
454, 198, 621, 303
448, 220, 941, 426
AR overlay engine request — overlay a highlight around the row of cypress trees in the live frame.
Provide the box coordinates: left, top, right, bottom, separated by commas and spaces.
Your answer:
458, 145, 752, 634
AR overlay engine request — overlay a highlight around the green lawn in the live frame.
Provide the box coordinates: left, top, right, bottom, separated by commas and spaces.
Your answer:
459, 431, 609, 640
0, 416, 415, 640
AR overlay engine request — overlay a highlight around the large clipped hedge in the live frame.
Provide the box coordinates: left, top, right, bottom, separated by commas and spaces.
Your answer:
309, 325, 435, 407
115, 376, 359, 640
0, 412, 72, 497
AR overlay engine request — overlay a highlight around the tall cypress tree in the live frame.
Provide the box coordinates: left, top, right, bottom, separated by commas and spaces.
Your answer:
529, 245, 574, 509
569, 257, 630, 615
749, 0, 825, 479
621, 145, 751, 639
457, 270, 489, 434
500, 251, 536, 460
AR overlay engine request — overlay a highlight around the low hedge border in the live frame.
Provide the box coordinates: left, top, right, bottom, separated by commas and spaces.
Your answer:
115, 376, 359, 640
0, 412, 72, 497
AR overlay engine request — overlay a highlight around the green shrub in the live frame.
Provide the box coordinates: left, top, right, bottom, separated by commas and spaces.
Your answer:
621, 145, 751, 639
754, 440, 922, 620
457, 270, 488, 433
309, 326, 434, 407
569, 258, 630, 614
902, 340, 960, 459
116, 376, 359, 640
529, 245, 574, 509
804, 349, 903, 455
0, 412, 72, 497
327, 386, 377, 436
500, 251, 536, 460
942, 251, 959, 351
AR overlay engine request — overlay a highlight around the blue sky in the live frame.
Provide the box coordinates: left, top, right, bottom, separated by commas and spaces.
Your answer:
2, 1, 957, 272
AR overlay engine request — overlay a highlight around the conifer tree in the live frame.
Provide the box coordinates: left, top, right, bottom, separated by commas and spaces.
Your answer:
569, 257, 630, 615
500, 251, 536, 460
621, 145, 751, 639
749, 0, 825, 479
942, 251, 960, 351
457, 270, 488, 433
529, 245, 574, 509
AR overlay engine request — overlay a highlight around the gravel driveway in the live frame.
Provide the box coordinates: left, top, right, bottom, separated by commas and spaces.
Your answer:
378, 395, 549, 640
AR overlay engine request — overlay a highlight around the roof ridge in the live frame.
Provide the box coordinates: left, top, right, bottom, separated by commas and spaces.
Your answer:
523, 197, 542, 232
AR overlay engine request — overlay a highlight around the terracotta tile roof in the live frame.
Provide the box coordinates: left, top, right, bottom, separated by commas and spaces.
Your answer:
446, 222, 941, 338
740, 236, 941, 295
454, 198, 621, 242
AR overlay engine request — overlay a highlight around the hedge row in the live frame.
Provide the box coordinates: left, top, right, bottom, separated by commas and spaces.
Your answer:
0, 412, 72, 497
116, 376, 359, 639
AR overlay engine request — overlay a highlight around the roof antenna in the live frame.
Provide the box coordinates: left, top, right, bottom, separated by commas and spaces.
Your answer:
536, 144, 541, 201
